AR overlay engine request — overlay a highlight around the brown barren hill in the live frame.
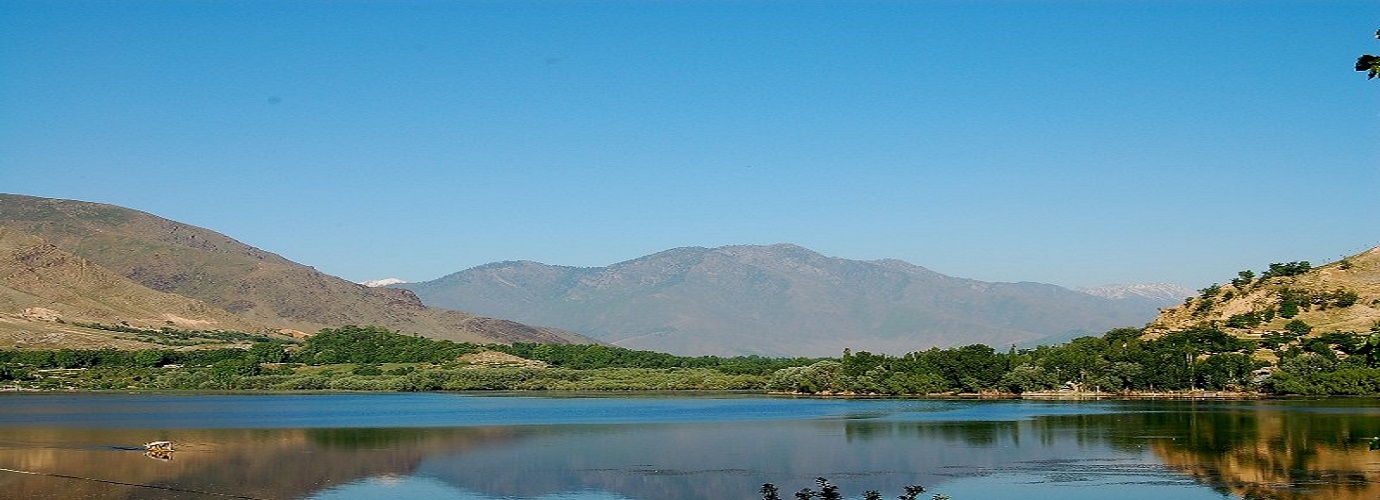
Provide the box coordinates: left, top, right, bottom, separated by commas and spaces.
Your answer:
0, 226, 280, 348
0, 193, 591, 346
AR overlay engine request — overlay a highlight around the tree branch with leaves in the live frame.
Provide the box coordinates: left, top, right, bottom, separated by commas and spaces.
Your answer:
1357, 29, 1380, 79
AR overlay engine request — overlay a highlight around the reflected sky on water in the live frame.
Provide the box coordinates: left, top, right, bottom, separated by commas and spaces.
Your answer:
0, 393, 1377, 499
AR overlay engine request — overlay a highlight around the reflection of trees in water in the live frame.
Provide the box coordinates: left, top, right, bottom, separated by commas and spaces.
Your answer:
8, 401, 1379, 499
306, 427, 441, 448
843, 419, 1020, 447
1140, 405, 1380, 500
838, 401, 1380, 500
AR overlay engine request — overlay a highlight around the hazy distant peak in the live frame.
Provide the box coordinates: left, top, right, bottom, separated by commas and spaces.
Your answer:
869, 258, 938, 274
715, 243, 810, 254
1079, 283, 1195, 301
360, 278, 407, 288
401, 242, 1162, 356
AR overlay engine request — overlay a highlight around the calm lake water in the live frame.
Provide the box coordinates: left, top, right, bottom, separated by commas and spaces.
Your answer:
0, 393, 1378, 500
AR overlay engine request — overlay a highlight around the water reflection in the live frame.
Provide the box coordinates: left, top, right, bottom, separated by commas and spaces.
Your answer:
841, 400, 1380, 499
1137, 402, 1380, 500
0, 426, 529, 500
0, 396, 1376, 499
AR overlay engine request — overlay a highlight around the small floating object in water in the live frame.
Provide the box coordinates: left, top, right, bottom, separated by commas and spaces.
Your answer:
1370, 437, 1379, 451
143, 441, 174, 452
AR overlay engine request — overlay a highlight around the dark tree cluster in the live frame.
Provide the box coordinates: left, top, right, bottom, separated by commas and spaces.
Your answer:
771, 328, 1277, 395
1358, 29, 1380, 79
493, 342, 818, 374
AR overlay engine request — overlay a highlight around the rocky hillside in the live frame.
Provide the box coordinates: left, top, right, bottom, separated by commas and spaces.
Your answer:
400, 244, 1159, 357
1147, 247, 1380, 335
0, 194, 591, 347
0, 226, 276, 349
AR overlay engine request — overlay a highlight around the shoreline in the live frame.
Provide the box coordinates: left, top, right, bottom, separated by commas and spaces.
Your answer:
769, 389, 1270, 400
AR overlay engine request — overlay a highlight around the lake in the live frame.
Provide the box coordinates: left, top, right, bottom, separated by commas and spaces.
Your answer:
0, 393, 1377, 500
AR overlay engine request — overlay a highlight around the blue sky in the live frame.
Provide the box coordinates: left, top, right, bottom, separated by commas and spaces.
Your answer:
2, 0, 1377, 289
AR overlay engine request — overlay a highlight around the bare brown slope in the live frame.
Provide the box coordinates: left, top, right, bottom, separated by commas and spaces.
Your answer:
0, 226, 260, 329
1148, 246, 1380, 334
0, 193, 589, 345
0, 226, 281, 348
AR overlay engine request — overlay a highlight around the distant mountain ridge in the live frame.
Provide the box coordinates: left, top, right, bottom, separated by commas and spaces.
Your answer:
400, 244, 1160, 357
0, 193, 591, 347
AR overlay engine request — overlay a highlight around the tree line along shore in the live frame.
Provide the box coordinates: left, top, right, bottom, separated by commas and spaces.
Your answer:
2, 324, 1379, 396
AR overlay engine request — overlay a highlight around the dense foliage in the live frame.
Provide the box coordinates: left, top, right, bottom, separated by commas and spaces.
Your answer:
5, 324, 1380, 396
296, 325, 482, 364
1358, 29, 1380, 79
768, 326, 1380, 396
493, 343, 819, 375
0, 326, 807, 391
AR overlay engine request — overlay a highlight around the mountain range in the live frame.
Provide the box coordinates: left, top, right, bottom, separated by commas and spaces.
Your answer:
0, 194, 589, 348
3, 193, 1261, 358
398, 244, 1177, 357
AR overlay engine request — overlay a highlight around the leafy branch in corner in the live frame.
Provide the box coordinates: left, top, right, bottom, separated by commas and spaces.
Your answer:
1358, 29, 1380, 79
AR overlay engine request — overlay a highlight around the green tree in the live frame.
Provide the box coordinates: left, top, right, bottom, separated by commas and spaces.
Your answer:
1284, 319, 1312, 336
999, 364, 1059, 393
211, 358, 261, 379
133, 349, 171, 367
1358, 29, 1380, 79
922, 344, 1007, 391
1195, 353, 1261, 390
1359, 332, 1380, 367
1225, 312, 1263, 329
1331, 289, 1360, 308
1262, 261, 1311, 279
767, 361, 842, 393
248, 342, 287, 363
1038, 336, 1110, 388
1279, 297, 1301, 318
1230, 270, 1256, 289
1102, 327, 1143, 346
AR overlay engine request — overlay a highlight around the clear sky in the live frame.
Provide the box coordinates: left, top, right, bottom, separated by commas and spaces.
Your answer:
2, 0, 1377, 289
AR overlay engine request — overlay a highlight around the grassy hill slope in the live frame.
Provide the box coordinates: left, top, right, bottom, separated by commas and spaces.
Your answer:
1148, 246, 1380, 335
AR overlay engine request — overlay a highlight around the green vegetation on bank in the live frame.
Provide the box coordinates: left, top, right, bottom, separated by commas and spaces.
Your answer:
3, 324, 1380, 395
0, 325, 814, 391
771, 326, 1379, 396
65, 320, 289, 346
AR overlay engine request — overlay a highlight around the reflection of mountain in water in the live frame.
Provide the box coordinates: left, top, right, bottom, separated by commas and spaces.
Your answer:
410, 418, 1173, 499
406, 402, 1380, 500
0, 426, 522, 500
4, 399, 1379, 500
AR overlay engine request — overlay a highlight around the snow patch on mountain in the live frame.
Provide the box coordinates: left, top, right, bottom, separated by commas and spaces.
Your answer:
1079, 283, 1195, 303
360, 278, 407, 288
